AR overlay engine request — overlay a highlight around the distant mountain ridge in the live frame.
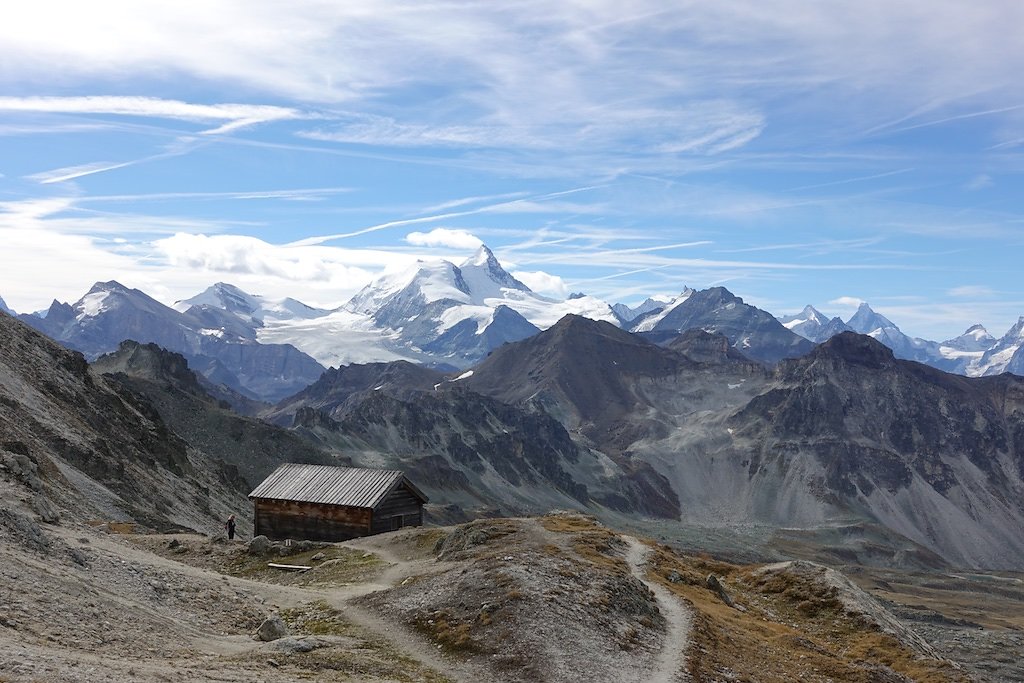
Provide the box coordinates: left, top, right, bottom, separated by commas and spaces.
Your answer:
779, 301, 1024, 377
17, 280, 324, 402
6, 244, 1024, 402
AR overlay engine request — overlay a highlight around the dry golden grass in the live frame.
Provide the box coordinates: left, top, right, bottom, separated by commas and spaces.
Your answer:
540, 514, 628, 574
639, 548, 971, 683
413, 608, 480, 653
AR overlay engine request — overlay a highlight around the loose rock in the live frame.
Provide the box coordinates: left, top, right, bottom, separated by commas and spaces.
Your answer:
255, 613, 288, 642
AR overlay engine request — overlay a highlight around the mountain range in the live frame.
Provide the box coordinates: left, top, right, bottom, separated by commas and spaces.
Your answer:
4, 292, 1024, 571
6, 245, 1022, 395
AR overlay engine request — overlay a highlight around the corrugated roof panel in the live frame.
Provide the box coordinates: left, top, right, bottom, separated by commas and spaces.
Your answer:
248, 464, 408, 508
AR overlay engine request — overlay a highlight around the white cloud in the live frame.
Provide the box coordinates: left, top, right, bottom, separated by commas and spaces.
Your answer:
27, 161, 139, 184
947, 285, 995, 298
404, 228, 483, 250
512, 271, 568, 298
154, 233, 381, 284
0, 96, 304, 134
5, 3, 1018, 160
964, 174, 994, 191
829, 296, 865, 307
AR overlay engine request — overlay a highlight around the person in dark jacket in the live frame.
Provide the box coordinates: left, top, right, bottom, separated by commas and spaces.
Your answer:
225, 514, 236, 540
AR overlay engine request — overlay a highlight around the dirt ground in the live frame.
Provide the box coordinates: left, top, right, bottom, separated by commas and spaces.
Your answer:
0, 509, 996, 683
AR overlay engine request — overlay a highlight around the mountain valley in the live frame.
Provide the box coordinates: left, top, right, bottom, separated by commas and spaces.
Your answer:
3, 256, 1024, 680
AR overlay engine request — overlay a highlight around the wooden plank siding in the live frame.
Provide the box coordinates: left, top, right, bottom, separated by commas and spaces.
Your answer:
252, 483, 424, 542
370, 485, 424, 534
254, 499, 372, 542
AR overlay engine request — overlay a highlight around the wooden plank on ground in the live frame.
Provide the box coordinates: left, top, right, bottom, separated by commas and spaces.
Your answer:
267, 562, 312, 571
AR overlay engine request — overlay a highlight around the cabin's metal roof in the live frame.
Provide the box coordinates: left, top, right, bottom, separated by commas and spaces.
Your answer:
248, 463, 427, 508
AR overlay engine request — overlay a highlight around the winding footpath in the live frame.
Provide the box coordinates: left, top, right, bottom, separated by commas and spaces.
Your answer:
624, 536, 694, 683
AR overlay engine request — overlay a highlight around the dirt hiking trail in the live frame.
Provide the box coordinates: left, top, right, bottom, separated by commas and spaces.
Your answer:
625, 536, 694, 683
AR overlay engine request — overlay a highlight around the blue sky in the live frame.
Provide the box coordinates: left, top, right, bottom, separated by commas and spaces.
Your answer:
1, 1, 1023, 341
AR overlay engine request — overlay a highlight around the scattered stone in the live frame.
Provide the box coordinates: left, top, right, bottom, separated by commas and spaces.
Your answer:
247, 535, 272, 556
167, 539, 180, 550
255, 613, 288, 642
667, 570, 683, 584
31, 495, 60, 524
271, 636, 323, 653
311, 552, 326, 561
0, 508, 51, 554
706, 574, 736, 608
67, 547, 89, 567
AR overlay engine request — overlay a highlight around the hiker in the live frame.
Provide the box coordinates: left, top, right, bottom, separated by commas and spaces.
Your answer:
225, 514, 236, 540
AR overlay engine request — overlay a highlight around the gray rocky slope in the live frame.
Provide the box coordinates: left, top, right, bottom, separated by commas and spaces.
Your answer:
0, 312, 337, 536
271, 315, 1024, 570
464, 319, 1024, 569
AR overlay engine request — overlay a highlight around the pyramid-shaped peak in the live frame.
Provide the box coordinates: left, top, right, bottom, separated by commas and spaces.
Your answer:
847, 301, 897, 334
457, 244, 531, 296
464, 244, 497, 267
800, 304, 824, 320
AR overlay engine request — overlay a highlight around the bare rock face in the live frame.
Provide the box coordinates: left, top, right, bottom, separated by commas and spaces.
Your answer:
632, 286, 815, 365
255, 613, 288, 642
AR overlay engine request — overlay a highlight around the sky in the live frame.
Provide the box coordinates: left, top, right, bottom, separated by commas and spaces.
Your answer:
1, 1, 1023, 342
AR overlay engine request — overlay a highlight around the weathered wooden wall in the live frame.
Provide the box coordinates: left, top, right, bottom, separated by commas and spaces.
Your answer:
253, 499, 371, 542
370, 485, 424, 534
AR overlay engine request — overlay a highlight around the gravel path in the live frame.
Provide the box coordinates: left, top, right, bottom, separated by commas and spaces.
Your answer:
335, 534, 497, 683
624, 536, 693, 683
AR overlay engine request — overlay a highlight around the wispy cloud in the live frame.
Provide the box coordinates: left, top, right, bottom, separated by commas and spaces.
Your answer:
866, 103, 1024, 138
964, 174, 994, 191
288, 186, 603, 246
0, 96, 306, 134
27, 160, 140, 184
79, 187, 353, 203
948, 285, 996, 298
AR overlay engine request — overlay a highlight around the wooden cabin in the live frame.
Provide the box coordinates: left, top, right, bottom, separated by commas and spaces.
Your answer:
248, 463, 428, 542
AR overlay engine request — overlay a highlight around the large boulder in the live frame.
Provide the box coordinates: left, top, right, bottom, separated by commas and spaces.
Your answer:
247, 535, 272, 556
255, 613, 288, 642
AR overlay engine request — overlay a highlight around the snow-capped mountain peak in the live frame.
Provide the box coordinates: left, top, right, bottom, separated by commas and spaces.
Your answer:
175, 283, 326, 323
346, 259, 471, 318
785, 304, 826, 326
631, 288, 694, 333
846, 302, 898, 335
176, 282, 258, 315
458, 245, 531, 302
1004, 317, 1024, 342
612, 295, 675, 323
941, 324, 996, 353
777, 304, 852, 343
